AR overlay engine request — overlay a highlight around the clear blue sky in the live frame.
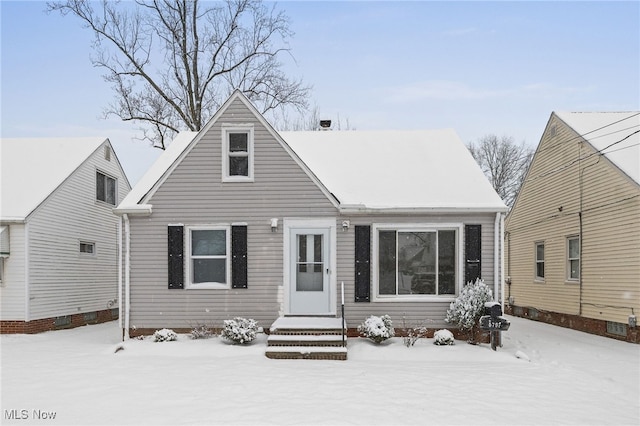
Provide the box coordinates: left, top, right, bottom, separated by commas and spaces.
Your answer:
2, 1, 639, 184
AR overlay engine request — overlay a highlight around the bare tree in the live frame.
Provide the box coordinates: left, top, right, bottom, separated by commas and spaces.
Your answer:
467, 135, 534, 208
48, 0, 311, 149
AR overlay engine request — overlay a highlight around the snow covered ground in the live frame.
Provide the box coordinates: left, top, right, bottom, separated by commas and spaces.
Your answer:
1, 316, 638, 426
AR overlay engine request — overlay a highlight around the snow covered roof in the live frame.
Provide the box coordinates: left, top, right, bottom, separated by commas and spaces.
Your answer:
0, 137, 109, 221
555, 111, 640, 184
280, 130, 507, 211
118, 131, 197, 211
118, 128, 507, 213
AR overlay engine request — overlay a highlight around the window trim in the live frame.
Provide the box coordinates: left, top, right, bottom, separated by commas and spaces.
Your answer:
185, 225, 231, 289
96, 169, 117, 205
534, 241, 545, 281
371, 223, 463, 302
567, 236, 580, 282
221, 124, 254, 182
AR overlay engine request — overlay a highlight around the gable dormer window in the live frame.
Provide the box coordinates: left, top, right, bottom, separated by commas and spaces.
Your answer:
222, 125, 254, 182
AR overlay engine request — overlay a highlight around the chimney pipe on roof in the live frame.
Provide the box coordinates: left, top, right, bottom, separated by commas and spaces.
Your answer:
319, 120, 332, 130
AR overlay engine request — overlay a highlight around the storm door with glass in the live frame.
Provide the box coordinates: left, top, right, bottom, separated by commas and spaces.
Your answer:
289, 228, 331, 314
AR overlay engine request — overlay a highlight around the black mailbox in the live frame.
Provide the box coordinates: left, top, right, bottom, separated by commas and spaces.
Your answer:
484, 301, 502, 318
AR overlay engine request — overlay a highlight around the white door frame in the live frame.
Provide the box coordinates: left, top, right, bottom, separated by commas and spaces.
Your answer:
283, 218, 337, 315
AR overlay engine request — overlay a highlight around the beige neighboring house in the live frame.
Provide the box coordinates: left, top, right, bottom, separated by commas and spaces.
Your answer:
0, 137, 130, 333
505, 112, 640, 343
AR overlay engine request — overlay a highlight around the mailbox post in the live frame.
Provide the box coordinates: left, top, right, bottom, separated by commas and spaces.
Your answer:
479, 301, 510, 351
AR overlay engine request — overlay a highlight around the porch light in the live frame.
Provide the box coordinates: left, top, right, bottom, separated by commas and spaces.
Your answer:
270, 218, 279, 232
342, 220, 350, 232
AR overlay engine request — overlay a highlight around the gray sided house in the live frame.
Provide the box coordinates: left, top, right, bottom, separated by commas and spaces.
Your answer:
1, 137, 130, 333
115, 91, 507, 337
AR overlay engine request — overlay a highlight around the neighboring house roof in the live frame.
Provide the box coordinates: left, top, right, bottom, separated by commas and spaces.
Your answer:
0, 137, 110, 221
280, 130, 506, 211
117, 91, 506, 213
554, 111, 640, 185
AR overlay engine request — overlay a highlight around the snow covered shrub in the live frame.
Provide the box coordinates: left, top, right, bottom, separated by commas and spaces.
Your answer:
153, 328, 177, 342
220, 317, 258, 344
357, 315, 395, 344
190, 324, 214, 340
433, 329, 455, 346
400, 316, 428, 347
445, 278, 493, 343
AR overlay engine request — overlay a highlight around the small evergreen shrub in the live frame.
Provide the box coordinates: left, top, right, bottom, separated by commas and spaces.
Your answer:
153, 328, 177, 342
445, 278, 493, 343
433, 329, 455, 346
357, 315, 395, 344
220, 317, 258, 344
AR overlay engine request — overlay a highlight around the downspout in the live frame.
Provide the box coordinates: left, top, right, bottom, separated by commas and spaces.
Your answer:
24, 223, 30, 322
500, 213, 505, 309
123, 214, 131, 340
118, 217, 123, 338
494, 212, 500, 302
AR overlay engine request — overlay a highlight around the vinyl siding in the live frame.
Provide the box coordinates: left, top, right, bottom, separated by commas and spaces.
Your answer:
26, 142, 129, 320
127, 98, 503, 330
0, 224, 26, 320
338, 214, 499, 329
506, 114, 640, 324
127, 98, 338, 329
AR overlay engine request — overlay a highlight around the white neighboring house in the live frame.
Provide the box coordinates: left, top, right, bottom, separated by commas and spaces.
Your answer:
0, 137, 130, 333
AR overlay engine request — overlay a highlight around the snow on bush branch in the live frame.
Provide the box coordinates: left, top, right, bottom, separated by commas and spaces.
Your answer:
153, 328, 178, 342
358, 315, 395, 344
220, 317, 258, 344
445, 278, 493, 333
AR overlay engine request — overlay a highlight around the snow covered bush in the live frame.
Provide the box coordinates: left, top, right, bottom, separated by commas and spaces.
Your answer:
153, 328, 177, 342
190, 324, 214, 340
220, 317, 258, 344
444, 278, 493, 343
433, 329, 455, 346
357, 315, 395, 344
400, 316, 428, 347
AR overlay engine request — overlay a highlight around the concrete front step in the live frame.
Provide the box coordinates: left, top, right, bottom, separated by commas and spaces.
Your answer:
265, 345, 348, 360
267, 334, 346, 347
266, 317, 348, 360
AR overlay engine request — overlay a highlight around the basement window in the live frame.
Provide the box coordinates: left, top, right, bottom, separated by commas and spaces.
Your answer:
606, 321, 627, 337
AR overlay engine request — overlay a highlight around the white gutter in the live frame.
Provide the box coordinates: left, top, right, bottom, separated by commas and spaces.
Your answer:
123, 214, 131, 340
112, 204, 153, 216
494, 212, 500, 303
339, 205, 509, 215
500, 213, 505, 309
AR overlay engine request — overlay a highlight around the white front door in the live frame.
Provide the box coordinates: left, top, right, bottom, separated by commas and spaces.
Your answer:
286, 222, 335, 315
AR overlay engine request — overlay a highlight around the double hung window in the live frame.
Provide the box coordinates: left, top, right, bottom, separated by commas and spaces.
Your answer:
535, 242, 545, 280
96, 171, 116, 205
188, 227, 230, 288
567, 236, 580, 281
222, 126, 254, 181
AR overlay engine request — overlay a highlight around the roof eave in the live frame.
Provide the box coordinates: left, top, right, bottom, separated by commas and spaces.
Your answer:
339, 205, 509, 215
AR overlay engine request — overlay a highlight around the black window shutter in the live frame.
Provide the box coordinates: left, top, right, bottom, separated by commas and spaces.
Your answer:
465, 224, 482, 285
231, 225, 248, 289
354, 225, 371, 302
168, 225, 184, 289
